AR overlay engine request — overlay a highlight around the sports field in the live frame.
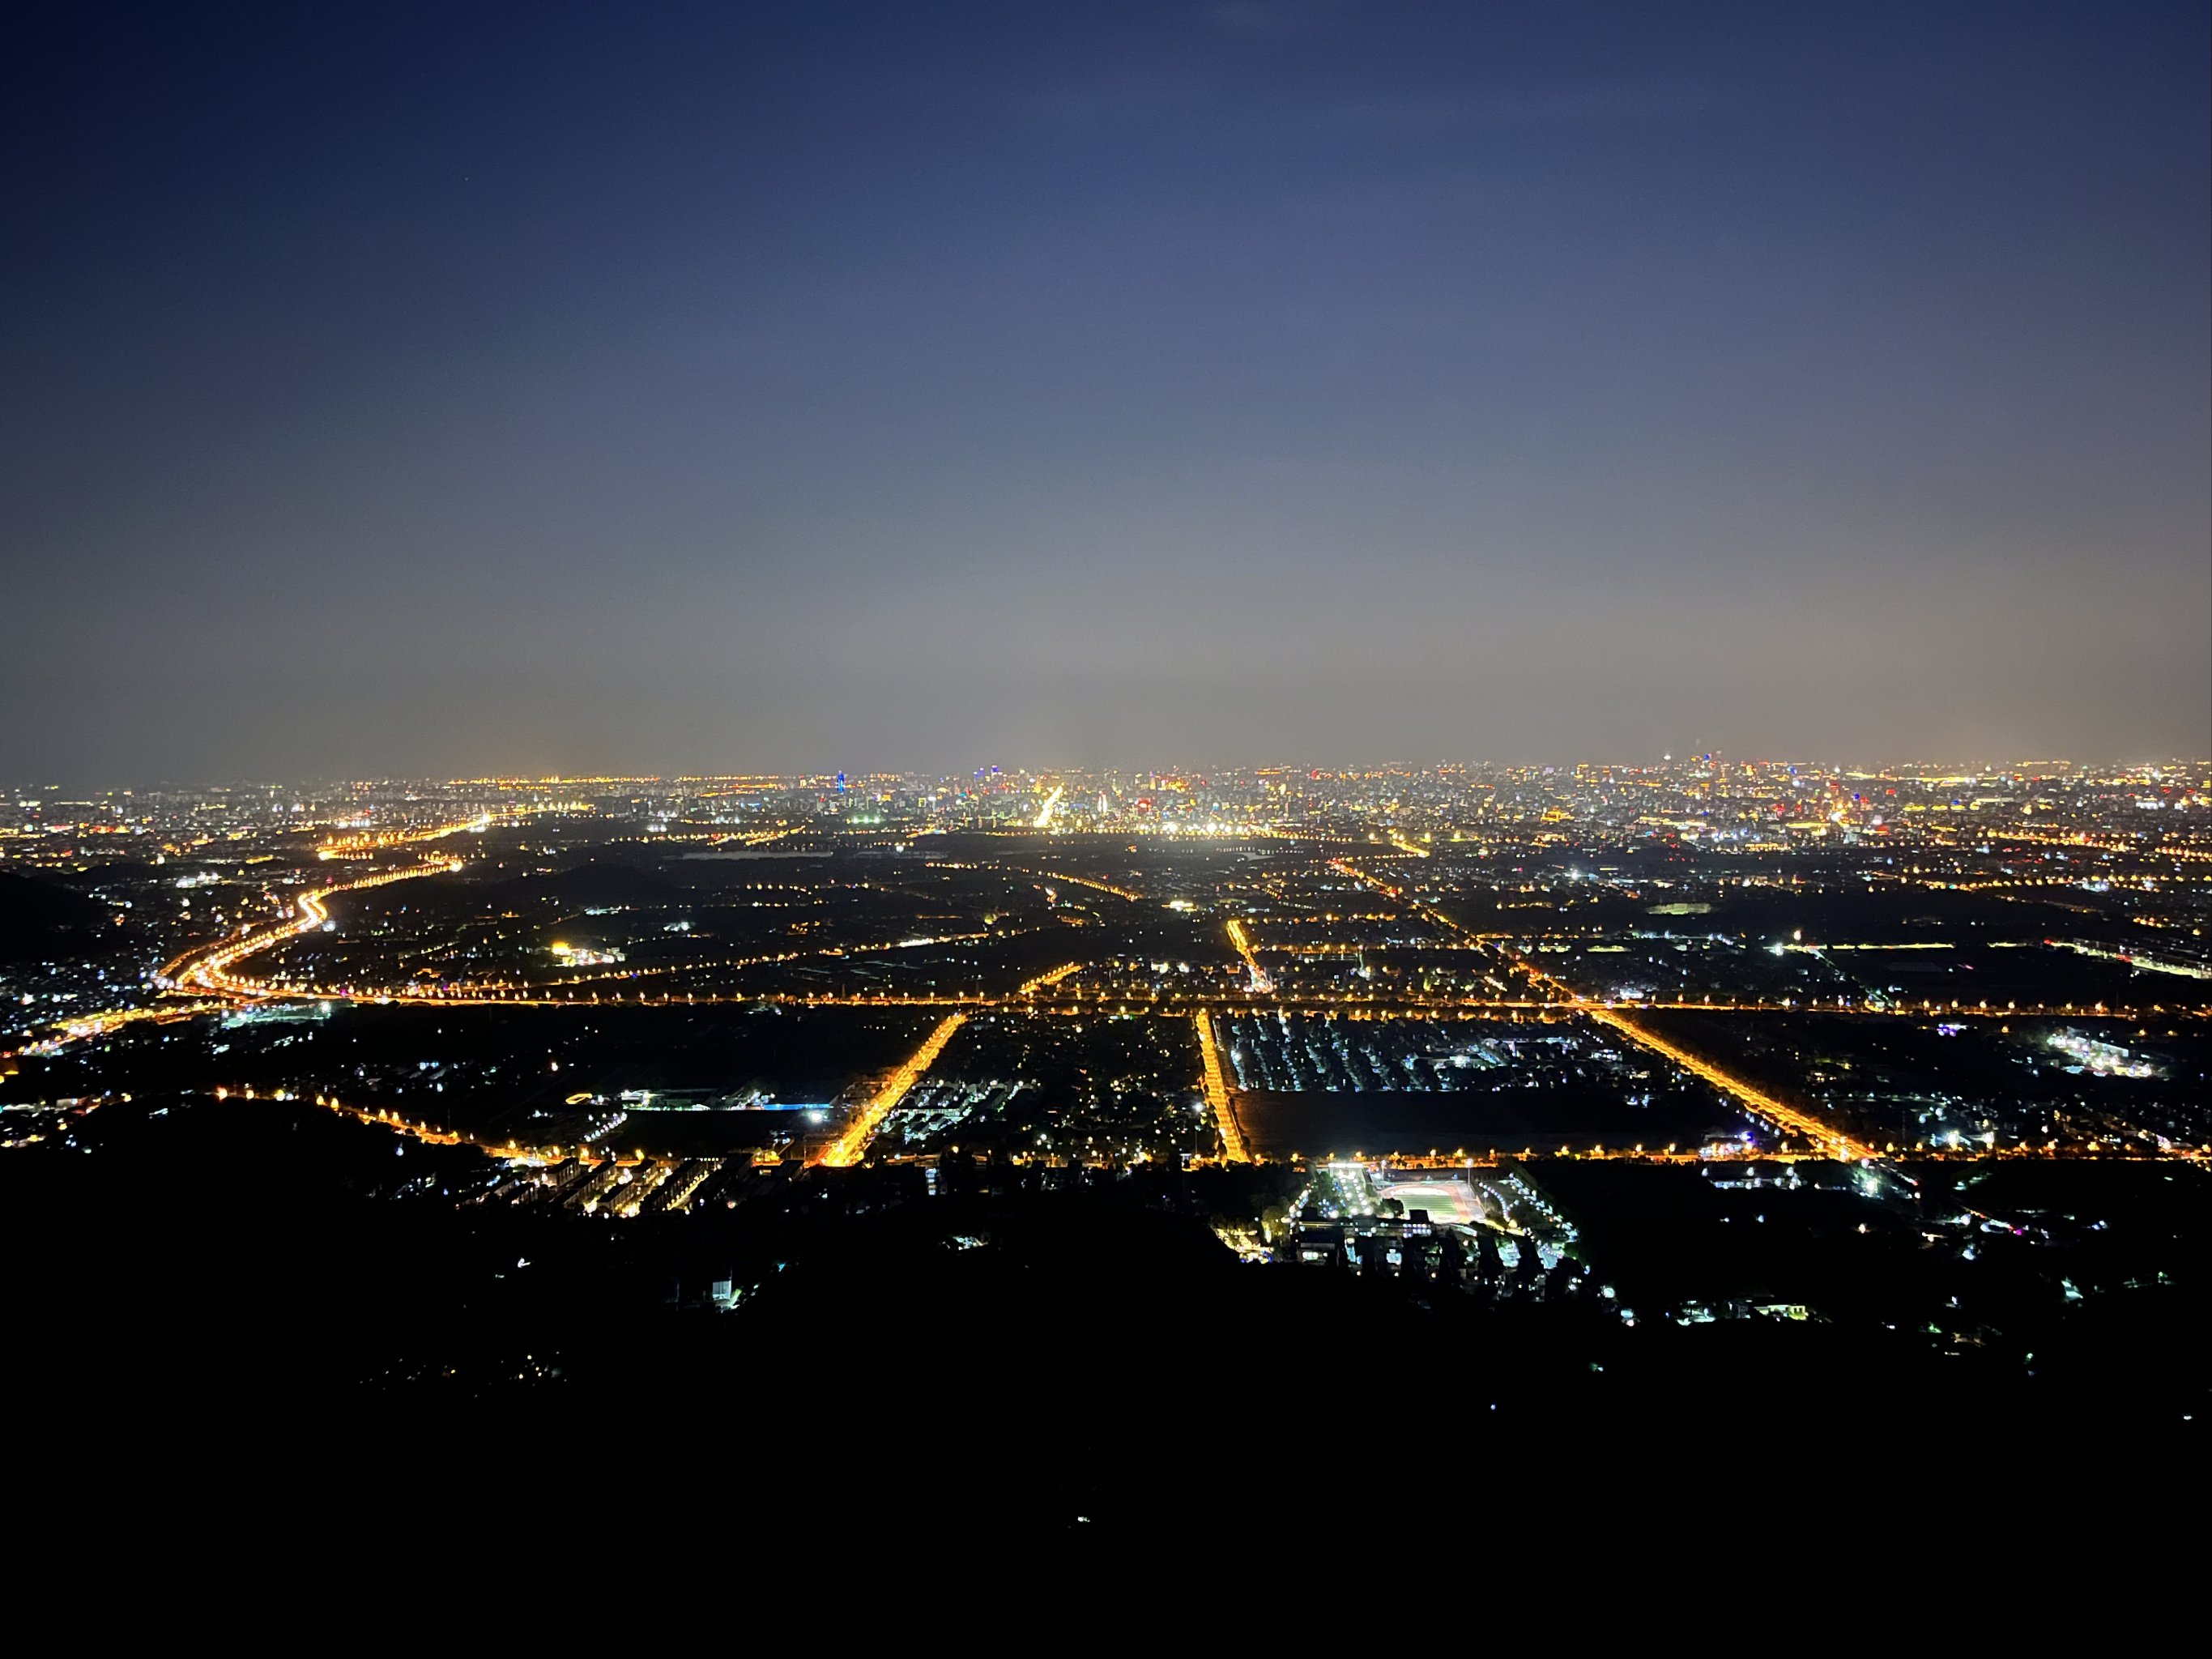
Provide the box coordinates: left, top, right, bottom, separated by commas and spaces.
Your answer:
1375, 1179, 1480, 1224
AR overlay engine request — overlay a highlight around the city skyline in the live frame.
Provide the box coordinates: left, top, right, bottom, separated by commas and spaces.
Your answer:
9, 751, 2211, 797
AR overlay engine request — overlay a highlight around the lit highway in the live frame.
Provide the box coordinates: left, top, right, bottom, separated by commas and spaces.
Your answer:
1224, 917, 1276, 995
819, 1013, 970, 1167
1193, 1010, 1250, 1163
160, 855, 463, 1000
1584, 1005, 1876, 1162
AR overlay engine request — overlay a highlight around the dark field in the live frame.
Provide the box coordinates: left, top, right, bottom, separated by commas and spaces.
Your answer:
1238, 1085, 1750, 1159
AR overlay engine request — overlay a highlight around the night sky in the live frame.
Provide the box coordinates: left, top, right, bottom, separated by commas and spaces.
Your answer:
5, 2, 2206, 784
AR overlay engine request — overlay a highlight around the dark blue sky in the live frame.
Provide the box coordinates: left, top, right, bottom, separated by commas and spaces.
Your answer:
4, 2, 2206, 783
